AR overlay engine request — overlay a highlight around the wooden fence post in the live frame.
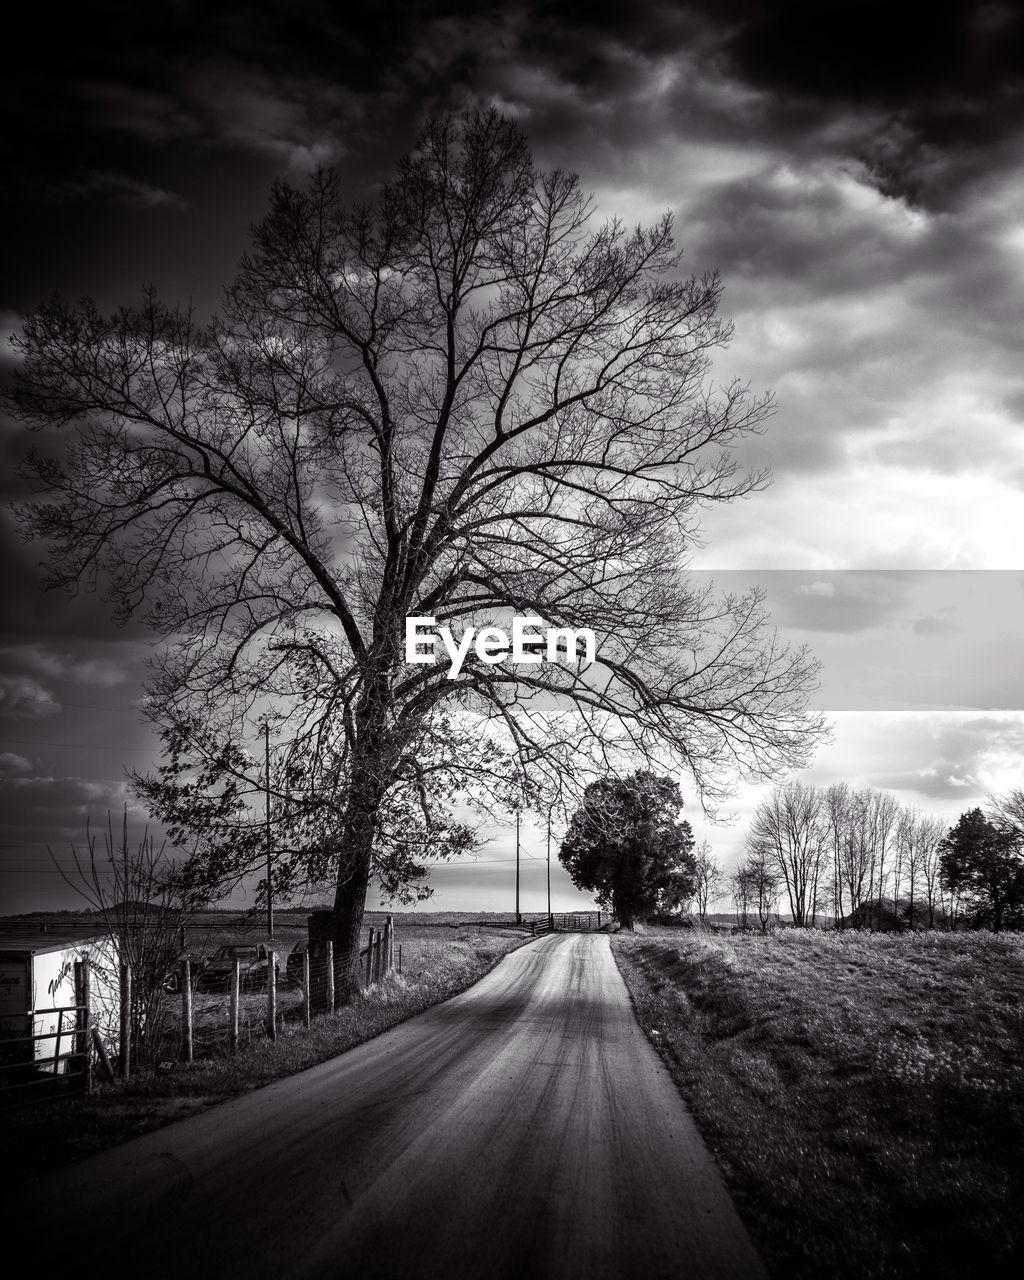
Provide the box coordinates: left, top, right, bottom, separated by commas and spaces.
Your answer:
266, 949, 277, 1041
53, 1008, 63, 1080
372, 934, 381, 985
384, 916, 394, 973
75, 959, 92, 1096
182, 957, 193, 1064
119, 961, 131, 1081
365, 928, 375, 988
302, 948, 311, 1029
91, 1025, 115, 1083
307, 912, 334, 1014
325, 941, 335, 1012
230, 958, 240, 1054
398, 944, 402, 976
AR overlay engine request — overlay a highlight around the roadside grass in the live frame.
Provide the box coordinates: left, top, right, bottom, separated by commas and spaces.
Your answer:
3, 920, 530, 1189
611, 927, 1024, 1280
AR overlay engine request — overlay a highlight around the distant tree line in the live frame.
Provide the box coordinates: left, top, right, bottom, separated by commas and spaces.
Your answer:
729, 781, 1024, 933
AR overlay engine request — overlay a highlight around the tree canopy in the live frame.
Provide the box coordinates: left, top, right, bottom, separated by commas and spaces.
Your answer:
939, 807, 1024, 933
559, 771, 697, 928
8, 108, 824, 997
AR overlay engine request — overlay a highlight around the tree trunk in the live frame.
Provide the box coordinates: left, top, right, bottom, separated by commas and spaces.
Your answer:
330, 842, 374, 1005
329, 693, 393, 1004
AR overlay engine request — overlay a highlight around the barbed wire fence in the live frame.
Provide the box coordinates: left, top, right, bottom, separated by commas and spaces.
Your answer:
118, 916, 401, 1075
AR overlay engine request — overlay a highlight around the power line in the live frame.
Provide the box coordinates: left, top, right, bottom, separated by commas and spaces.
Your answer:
0, 739, 156, 751
1, 695, 150, 714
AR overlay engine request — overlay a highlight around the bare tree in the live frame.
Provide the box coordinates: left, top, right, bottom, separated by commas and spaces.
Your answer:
692, 839, 723, 921
988, 787, 1024, 844
864, 789, 900, 928
836, 786, 873, 924
735, 850, 781, 933
920, 819, 946, 928
823, 781, 851, 924
748, 780, 828, 926
52, 811, 205, 1066
896, 809, 945, 931
831, 786, 899, 927
9, 109, 824, 998
731, 865, 752, 929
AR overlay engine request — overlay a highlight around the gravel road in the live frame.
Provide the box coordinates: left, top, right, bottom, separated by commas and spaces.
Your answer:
16, 932, 767, 1279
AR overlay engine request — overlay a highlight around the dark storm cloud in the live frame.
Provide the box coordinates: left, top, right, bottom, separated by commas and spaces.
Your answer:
0, 752, 32, 777
51, 171, 191, 212
0, 504, 157, 643
3, 0, 1024, 914
0, 645, 131, 690
0, 675, 60, 720
0, 775, 146, 857
81, 68, 369, 173
717, 1, 1024, 202
6, 2, 1021, 213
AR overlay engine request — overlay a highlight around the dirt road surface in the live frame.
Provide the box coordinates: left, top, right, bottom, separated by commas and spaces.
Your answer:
16, 933, 767, 1279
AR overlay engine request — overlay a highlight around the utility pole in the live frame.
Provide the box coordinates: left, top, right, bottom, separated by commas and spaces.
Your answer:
547, 808, 552, 927
515, 808, 521, 926
265, 722, 274, 939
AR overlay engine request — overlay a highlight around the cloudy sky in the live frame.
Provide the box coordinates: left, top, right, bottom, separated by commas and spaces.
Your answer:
2, 1, 1023, 916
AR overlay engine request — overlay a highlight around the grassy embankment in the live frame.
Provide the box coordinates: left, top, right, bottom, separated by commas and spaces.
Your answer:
612, 927, 1024, 1280
3, 914, 530, 1189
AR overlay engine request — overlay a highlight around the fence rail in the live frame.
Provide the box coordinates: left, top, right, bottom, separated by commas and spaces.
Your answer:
2, 909, 611, 1107
552, 912, 608, 931
0, 965, 91, 1109
527, 911, 609, 934
1, 918, 408, 1106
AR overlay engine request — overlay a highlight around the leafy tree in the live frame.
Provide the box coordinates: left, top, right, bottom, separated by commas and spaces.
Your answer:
132, 710, 521, 911
558, 772, 696, 928
8, 108, 824, 999
938, 807, 1024, 933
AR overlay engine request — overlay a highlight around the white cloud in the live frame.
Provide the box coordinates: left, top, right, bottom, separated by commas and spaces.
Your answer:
0, 674, 61, 718
0, 311, 26, 369
694, 467, 1024, 570
700, 710, 1024, 877
0, 646, 130, 688
472, 42, 1024, 576
0, 751, 32, 775
799, 581, 837, 599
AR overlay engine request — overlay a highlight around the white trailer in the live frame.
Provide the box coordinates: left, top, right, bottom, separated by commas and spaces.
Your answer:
0, 926, 119, 1082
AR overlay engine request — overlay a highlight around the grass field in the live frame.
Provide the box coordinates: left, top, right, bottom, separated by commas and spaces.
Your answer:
152, 910, 521, 1058
2, 913, 531, 1188
611, 926, 1024, 1280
